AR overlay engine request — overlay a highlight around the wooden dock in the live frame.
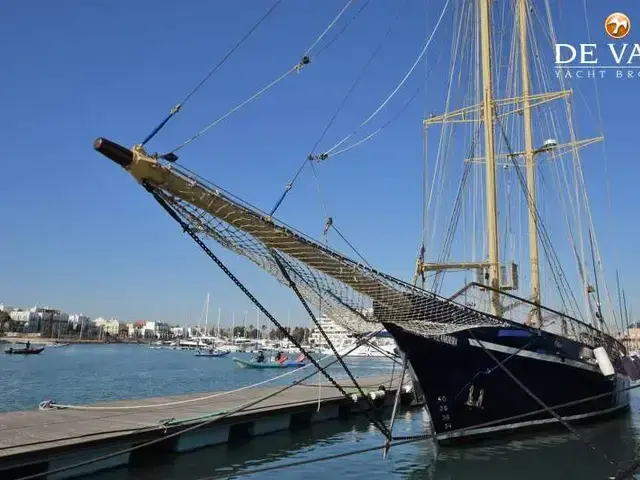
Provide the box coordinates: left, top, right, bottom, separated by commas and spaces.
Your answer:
0, 374, 416, 479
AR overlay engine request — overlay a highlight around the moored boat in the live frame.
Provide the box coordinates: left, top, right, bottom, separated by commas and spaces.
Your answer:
383, 299, 630, 443
5, 346, 45, 355
195, 350, 230, 357
232, 357, 305, 369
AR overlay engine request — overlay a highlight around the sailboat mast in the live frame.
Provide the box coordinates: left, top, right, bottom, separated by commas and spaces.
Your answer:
517, 0, 541, 327
205, 292, 210, 335
479, 0, 501, 316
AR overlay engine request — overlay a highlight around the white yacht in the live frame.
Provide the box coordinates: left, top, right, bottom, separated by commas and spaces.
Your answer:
310, 314, 397, 358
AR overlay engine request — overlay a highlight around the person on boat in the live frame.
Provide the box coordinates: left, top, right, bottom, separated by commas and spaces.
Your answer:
26, 341, 30, 350
256, 350, 265, 363
208, 348, 214, 354
275, 351, 288, 364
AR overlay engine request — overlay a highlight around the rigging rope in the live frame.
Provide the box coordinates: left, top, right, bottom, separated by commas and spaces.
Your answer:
326, 86, 422, 158
535, 0, 619, 329
146, 183, 392, 439
141, 0, 284, 147
313, 0, 371, 57
495, 115, 585, 322
268, 0, 410, 217
271, 250, 391, 435
320, 0, 451, 158
167, 66, 303, 156
302, 0, 355, 57
421, 0, 468, 273
166, 0, 356, 157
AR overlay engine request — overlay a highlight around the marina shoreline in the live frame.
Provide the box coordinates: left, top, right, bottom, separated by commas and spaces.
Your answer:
0, 336, 144, 346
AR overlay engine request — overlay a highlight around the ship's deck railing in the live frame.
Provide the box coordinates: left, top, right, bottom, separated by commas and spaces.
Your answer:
455, 283, 626, 357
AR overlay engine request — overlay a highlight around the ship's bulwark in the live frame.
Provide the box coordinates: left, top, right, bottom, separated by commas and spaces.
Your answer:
383, 322, 630, 443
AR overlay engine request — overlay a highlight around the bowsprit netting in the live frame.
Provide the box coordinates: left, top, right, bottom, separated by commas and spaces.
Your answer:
112, 143, 510, 338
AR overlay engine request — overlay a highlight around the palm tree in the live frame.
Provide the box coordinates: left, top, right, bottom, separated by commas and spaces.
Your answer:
0, 311, 12, 334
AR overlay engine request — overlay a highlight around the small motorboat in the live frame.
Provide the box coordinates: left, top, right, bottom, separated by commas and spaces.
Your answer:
232, 357, 305, 369
195, 350, 230, 357
50, 343, 70, 348
5, 346, 45, 355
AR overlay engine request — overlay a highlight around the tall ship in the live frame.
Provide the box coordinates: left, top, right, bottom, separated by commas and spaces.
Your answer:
95, 0, 632, 442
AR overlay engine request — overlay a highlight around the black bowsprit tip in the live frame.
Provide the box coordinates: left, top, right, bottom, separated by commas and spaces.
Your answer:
93, 137, 134, 168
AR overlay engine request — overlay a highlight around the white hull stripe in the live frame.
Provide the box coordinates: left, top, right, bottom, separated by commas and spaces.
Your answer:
467, 339, 601, 373
437, 402, 629, 440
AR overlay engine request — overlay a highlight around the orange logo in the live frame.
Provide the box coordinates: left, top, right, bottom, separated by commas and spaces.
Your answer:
605, 13, 630, 39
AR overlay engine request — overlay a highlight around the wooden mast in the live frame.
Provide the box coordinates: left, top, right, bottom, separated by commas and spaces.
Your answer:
479, 0, 501, 316
517, 0, 541, 327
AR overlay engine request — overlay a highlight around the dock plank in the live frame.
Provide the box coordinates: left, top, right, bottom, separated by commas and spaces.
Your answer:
0, 374, 405, 461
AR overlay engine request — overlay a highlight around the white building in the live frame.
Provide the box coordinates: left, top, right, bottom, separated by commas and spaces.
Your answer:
69, 314, 91, 330
155, 322, 170, 339
31, 307, 70, 335
143, 321, 156, 338
185, 326, 200, 338
309, 314, 351, 347
94, 317, 120, 335
9, 310, 38, 332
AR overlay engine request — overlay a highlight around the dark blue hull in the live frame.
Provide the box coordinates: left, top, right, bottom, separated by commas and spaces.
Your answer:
383, 323, 630, 443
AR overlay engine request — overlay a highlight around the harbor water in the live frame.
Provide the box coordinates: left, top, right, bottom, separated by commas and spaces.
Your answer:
2, 344, 640, 479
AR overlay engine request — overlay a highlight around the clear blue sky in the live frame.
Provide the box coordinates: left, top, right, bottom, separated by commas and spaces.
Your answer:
1, 0, 639, 327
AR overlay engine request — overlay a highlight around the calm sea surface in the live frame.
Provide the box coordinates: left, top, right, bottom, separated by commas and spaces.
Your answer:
2, 343, 640, 479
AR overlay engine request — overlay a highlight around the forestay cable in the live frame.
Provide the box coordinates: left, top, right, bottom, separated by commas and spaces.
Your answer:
141, 0, 284, 146
166, 0, 356, 156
